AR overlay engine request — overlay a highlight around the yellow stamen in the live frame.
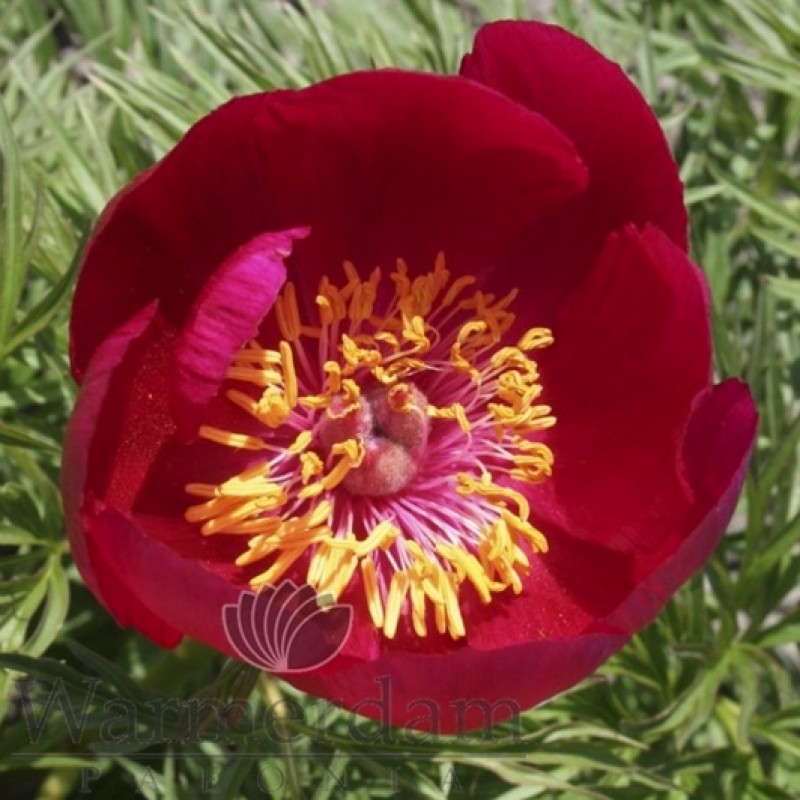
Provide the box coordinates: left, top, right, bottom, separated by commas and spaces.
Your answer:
185, 255, 556, 643
383, 570, 410, 640
409, 573, 427, 637
280, 341, 298, 408
518, 327, 554, 351
300, 452, 323, 484
275, 281, 301, 341
361, 556, 384, 628
198, 426, 265, 451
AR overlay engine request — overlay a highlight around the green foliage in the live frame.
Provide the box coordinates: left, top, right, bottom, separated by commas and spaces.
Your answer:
0, 0, 798, 797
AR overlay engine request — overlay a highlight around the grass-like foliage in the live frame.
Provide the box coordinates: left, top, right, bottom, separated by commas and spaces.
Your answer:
1, 0, 798, 797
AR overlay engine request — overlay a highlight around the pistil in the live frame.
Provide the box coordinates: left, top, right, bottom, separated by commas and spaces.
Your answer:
317, 382, 430, 497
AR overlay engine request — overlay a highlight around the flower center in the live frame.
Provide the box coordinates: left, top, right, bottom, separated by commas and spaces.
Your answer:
318, 383, 429, 496
185, 254, 556, 640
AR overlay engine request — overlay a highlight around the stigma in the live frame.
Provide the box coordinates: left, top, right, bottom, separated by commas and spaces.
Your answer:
185, 254, 556, 641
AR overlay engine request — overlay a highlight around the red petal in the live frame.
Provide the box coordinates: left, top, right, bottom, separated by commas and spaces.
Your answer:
62, 301, 159, 598
461, 21, 687, 316
286, 629, 626, 732
171, 228, 305, 439
80, 502, 183, 647
608, 379, 757, 632
532, 225, 711, 552
251, 69, 586, 289
69, 93, 279, 382
71, 70, 586, 379
80, 504, 240, 651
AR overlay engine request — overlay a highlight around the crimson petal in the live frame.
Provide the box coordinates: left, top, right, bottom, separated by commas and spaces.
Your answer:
532, 225, 710, 552
461, 21, 687, 316
70, 70, 587, 380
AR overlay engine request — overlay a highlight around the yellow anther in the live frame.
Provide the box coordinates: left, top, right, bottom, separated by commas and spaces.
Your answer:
518, 327, 554, 351
288, 430, 313, 455
403, 541, 444, 601
230, 345, 281, 367
279, 341, 298, 408
341, 335, 382, 370
317, 276, 347, 322
275, 281, 301, 341
361, 556, 384, 628
242, 522, 331, 561
342, 260, 360, 293
456, 319, 487, 347
409, 574, 427, 637
489, 402, 555, 434
214, 517, 283, 535
401, 314, 430, 352
299, 439, 364, 498
511, 449, 554, 483
200, 493, 286, 535
298, 394, 330, 410
374, 331, 399, 348
383, 570, 410, 639
256, 387, 292, 428
184, 494, 239, 523
391, 258, 411, 299
302, 500, 334, 530
437, 543, 503, 604
456, 472, 531, 520
450, 343, 480, 380
341, 379, 361, 405
316, 295, 333, 326
314, 533, 358, 597
441, 571, 465, 639
362, 521, 400, 555
349, 267, 381, 322
198, 425, 266, 451
490, 346, 531, 371
426, 402, 470, 436
500, 509, 549, 553
441, 274, 476, 307
216, 476, 284, 499
372, 357, 425, 385
331, 437, 365, 465
324, 361, 342, 393
300, 451, 323, 484
249, 546, 307, 587
225, 365, 283, 386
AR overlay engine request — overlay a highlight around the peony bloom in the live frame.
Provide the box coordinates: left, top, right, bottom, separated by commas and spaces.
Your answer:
63, 21, 757, 733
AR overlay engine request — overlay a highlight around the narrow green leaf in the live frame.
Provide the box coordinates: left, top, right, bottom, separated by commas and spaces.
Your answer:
0, 99, 24, 347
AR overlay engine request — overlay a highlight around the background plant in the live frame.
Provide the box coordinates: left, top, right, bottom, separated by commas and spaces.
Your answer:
0, 0, 798, 797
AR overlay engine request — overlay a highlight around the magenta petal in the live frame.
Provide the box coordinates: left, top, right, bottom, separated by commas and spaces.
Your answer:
171, 227, 307, 439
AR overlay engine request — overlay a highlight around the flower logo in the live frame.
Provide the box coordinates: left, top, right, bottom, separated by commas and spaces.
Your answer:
222, 581, 352, 673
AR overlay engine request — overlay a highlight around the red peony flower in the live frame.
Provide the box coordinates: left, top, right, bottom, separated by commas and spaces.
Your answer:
63, 21, 757, 733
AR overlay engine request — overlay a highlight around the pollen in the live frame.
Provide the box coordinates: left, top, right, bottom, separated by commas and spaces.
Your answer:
185, 255, 556, 641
